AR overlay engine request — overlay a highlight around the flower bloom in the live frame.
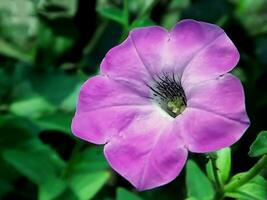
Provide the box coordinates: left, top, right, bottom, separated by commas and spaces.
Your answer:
72, 19, 250, 190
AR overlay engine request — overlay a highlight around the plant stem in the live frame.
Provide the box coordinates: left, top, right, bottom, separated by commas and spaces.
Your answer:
224, 155, 267, 192
137, 0, 160, 19
119, 0, 130, 42
208, 153, 224, 200
123, 0, 129, 29
83, 21, 108, 55
210, 155, 223, 191
119, 0, 160, 42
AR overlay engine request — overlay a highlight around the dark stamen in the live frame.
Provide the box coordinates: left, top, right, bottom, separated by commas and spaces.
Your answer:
148, 72, 187, 117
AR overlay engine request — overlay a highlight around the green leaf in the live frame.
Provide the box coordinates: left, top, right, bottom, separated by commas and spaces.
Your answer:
206, 148, 231, 184
71, 147, 109, 173
0, 156, 19, 198
128, 0, 155, 17
33, 112, 73, 134
181, 0, 230, 24
0, 69, 9, 100
116, 188, 143, 200
249, 131, 267, 157
97, 7, 126, 25
9, 96, 56, 119
38, 176, 67, 200
226, 176, 267, 200
185, 198, 198, 200
255, 37, 267, 66
0, 180, 12, 199
35, 146, 109, 200
54, 188, 79, 200
36, 0, 78, 19
0, 0, 37, 62
2, 139, 65, 185
130, 17, 155, 29
36, 22, 77, 67
231, 67, 247, 83
161, 0, 190, 29
0, 118, 34, 151
60, 81, 83, 112
63, 146, 110, 200
69, 171, 110, 200
30, 72, 81, 106
186, 160, 215, 200
0, 39, 33, 63
235, 0, 267, 35
3, 139, 67, 200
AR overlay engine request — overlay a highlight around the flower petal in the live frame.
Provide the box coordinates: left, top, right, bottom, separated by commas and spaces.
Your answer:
129, 26, 174, 75
100, 26, 169, 90
72, 106, 154, 145
180, 107, 249, 153
169, 19, 225, 75
76, 75, 150, 111
185, 74, 249, 123
180, 74, 249, 152
168, 19, 239, 84
178, 22, 239, 85
71, 75, 152, 144
104, 114, 187, 190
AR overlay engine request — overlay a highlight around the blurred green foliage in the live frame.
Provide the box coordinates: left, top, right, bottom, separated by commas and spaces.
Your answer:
0, 0, 267, 200
249, 131, 267, 157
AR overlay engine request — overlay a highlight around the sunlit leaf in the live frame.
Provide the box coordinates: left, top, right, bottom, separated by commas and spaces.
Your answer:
186, 160, 214, 200
63, 146, 110, 200
38, 177, 67, 200
69, 171, 110, 200
185, 198, 198, 200
54, 188, 79, 200
226, 176, 267, 200
9, 96, 56, 119
116, 188, 143, 200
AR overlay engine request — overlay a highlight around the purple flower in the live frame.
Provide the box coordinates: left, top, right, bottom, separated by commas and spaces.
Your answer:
72, 19, 250, 190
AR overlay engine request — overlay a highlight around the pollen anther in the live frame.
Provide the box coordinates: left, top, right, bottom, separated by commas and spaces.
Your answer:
148, 72, 187, 117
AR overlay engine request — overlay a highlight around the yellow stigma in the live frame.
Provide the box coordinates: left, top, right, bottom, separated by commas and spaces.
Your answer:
167, 99, 186, 115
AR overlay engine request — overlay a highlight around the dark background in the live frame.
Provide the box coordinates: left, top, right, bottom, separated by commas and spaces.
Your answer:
0, 0, 267, 199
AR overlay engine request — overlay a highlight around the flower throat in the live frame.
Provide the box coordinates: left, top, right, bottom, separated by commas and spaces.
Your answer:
148, 73, 187, 118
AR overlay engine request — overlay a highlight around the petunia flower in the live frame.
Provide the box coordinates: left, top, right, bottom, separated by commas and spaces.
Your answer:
71, 19, 250, 190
